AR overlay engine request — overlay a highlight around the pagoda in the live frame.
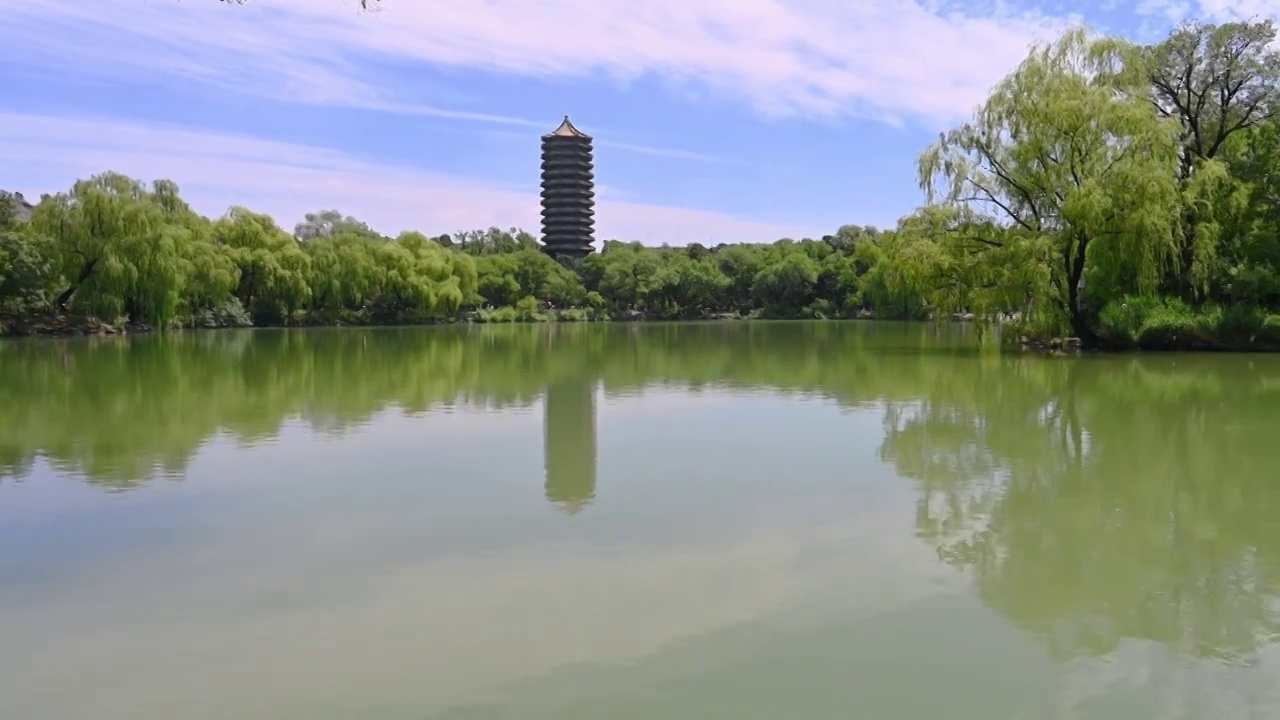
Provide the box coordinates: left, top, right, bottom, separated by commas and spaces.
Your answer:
539, 116, 595, 258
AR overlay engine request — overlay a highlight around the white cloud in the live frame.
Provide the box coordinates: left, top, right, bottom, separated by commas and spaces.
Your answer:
1136, 0, 1194, 22
1191, 0, 1280, 19
2, 0, 1078, 125
1136, 0, 1280, 21
0, 112, 824, 244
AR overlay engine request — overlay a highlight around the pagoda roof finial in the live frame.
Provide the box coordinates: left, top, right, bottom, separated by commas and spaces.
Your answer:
544, 115, 591, 139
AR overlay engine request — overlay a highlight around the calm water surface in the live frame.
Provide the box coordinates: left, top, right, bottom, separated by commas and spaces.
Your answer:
2, 322, 1280, 719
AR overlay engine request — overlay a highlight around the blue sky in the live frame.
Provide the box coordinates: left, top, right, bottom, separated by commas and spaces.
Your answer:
0, 0, 1266, 245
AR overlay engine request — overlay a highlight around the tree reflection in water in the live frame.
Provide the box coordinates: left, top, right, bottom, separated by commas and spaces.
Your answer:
3, 323, 1280, 667
881, 356, 1280, 664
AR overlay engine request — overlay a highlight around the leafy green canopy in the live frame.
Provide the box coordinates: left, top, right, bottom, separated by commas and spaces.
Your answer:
896, 30, 1183, 337
0, 170, 924, 329
4, 20, 1280, 344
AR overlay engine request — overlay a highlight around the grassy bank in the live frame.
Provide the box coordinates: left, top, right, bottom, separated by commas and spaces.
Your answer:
1011, 298, 1280, 352
12, 301, 1280, 354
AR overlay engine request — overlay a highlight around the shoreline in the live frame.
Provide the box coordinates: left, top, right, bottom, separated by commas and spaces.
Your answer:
7, 312, 1280, 353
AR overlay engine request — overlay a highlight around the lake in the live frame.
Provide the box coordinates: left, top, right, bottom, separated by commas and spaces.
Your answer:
2, 321, 1280, 719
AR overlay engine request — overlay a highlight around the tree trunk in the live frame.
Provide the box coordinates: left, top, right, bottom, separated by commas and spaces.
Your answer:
56, 258, 98, 312
54, 285, 76, 312
1068, 307, 1097, 344
1066, 236, 1097, 343
1172, 151, 1198, 301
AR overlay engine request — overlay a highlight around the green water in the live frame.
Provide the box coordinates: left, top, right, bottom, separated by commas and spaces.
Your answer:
2, 322, 1280, 719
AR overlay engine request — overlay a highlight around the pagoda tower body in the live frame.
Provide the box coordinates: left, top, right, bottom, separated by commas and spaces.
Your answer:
539, 116, 596, 258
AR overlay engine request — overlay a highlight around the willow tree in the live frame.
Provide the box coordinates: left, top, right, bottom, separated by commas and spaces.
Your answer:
751, 244, 820, 316
473, 254, 524, 307
28, 173, 193, 326
368, 231, 477, 320
211, 207, 312, 322
179, 232, 241, 317
304, 232, 383, 316
906, 29, 1183, 340
1137, 21, 1280, 297
1214, 117, 1280, 307
849, 231, 928, 319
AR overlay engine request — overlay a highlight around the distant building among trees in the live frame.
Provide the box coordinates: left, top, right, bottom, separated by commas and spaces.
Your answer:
539, 117, 596, 259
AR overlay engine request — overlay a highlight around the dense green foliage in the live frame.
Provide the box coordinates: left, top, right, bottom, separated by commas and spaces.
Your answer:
0, 180, 922, 333
6, 19, 1280, 348
895, 21, 1280, 347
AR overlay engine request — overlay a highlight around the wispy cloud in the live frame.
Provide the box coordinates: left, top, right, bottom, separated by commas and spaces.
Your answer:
0, 112, 823, 244
3, 0, 1078, 126
352, 101, 545, 128
595, 139, 741, 164
1135, 0, 1280, 22
473, 128, 741, 164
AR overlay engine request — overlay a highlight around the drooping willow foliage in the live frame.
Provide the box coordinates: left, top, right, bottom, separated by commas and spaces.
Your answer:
894, 22, 1280, 341
4, 20, 1280, 347
0, 175, 922, 332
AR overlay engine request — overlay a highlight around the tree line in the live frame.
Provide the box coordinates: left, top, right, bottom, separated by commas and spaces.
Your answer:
5, 18, 1280, 348
0, 176, 924, 334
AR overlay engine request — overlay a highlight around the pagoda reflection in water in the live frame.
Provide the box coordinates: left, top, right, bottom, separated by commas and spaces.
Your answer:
542, 376, 598, 512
